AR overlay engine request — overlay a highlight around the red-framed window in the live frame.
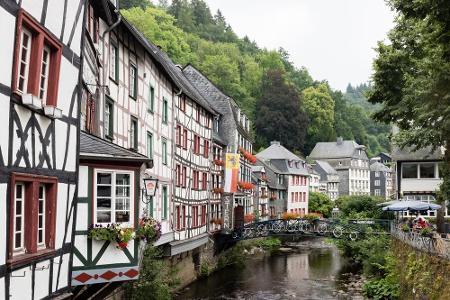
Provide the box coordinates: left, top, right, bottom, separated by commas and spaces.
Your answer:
193, 135, 200, 154
183, 128, 188, 149
182, 206, 186, 229
179, 96, 186, 112
87, 2, 99, 43
182, 166, 187, 187
192, 206, 199, 227
201, 205, 206, 226
8, 173, 57, 262
176, 164, 181, 186
176, 125, 182, 147
291, 192, 294, 202
202, 172, 208, 190
203, 140, 209, 158
13, 10, 62, 107
193, 170, 199, 190
196, 106, 201, 122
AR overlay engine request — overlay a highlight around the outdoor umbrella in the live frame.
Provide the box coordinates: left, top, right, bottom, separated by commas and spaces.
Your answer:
377, 200, 400, 207
382, 200, 441, 211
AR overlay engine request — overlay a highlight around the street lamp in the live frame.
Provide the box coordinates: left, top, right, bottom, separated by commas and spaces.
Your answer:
142, 177, 159, 204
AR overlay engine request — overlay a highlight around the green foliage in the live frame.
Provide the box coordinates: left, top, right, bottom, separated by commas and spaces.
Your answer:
252, 237, 281, 252
125, 245, 180, 300
363, 276, 400, 300
308, 192, 334, 218
335, 195, 384, 219
123, 0, 389, 155
120, 0, 153, 10
255, 70, 308, 153
302, 84, 335, 152
369, 0, 450, 200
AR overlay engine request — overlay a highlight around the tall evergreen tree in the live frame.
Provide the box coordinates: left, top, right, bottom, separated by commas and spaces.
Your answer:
255, 70, 308, 153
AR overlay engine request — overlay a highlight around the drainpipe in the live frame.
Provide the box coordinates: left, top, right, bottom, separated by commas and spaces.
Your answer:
101, 1, 121, 138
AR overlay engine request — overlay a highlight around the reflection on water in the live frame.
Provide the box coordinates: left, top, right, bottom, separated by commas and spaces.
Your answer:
176, 238, 361, 300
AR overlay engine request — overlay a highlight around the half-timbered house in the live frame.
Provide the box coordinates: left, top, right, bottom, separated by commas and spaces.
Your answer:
71, 0, 188, 290
183, 65, 255, 229
0, 0, 85, 298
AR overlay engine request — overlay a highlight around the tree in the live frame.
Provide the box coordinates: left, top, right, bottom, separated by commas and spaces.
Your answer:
302, 84, 336, 153
255, 70, 308, 153
308, 192, 334, 218
120, 0, 153, 9
336, 195, 384, 219
368, 0, 450, 230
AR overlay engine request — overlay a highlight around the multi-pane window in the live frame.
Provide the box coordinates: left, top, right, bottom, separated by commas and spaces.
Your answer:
375, 189, 381, 196
183, 128, 188, 149
148, 85, 155, 112
17, 28, 32, 93
162, 138, 168, 165
13, 183, 25, 252
10, 175, 57, 258
176, 125, 182, 146
109, 41, 119, 82
38, 46, 50, 101
129, 62, 137, 99
193, 135, 200, 154
176, 164, 181, 186
130, 118, 138, 150
192, 206, 199, 227
37, 185, 46, 248
162, 186, 168, 220
375, 180, 380, 186
162, 98, 168, 123
95, 171, 133, 225
104, 98, 114, 139
147, 131, 153, 159
182, 166, 187, 187
14, 11, 62, 106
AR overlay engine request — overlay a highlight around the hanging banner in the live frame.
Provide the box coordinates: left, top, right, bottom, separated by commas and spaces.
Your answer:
224, 153, 240, 193
221, 193, 234, 233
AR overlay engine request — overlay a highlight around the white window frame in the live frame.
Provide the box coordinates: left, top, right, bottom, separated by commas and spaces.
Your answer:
37, 184, 46, 248
38, 45, 51, 102
17, 28, 32, 94
14, 183, 25, 253
94, 169, 135, 227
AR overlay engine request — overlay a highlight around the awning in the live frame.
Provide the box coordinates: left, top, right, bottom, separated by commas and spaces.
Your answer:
80, 131, 153, 167
382, 200, 441, 211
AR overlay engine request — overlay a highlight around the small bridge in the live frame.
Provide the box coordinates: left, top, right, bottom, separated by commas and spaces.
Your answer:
230, 218, 392, 241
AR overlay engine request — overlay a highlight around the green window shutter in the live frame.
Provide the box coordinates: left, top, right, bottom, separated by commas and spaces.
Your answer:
162, 186, 168, 220
148, 86, 154, 113
147, 131, 153, 158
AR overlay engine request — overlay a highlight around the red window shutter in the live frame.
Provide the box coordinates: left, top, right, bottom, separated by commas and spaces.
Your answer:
183, 129, 188, 148
202, 173, 207, 190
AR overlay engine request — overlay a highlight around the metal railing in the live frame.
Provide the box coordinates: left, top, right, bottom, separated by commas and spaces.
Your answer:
391, 228, 450, 260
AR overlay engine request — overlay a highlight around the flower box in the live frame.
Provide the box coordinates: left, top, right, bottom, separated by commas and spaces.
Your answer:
239, 147, 257, 164
270, 195, 277, 201
213, 187, 224, 194
213, 159, 224, 167
88, 224, 135, 250
260, 194, 268, 199
244, 214, 255, 223
238, 181, 254, 190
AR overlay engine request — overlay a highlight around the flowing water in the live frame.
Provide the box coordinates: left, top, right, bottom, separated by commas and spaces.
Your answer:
175, 238, 364, 300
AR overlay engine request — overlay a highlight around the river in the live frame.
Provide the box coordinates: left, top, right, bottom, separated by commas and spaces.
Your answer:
175, 238, 365, 300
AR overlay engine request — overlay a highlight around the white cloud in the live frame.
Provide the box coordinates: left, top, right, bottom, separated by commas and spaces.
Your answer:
204, 0, 395, 91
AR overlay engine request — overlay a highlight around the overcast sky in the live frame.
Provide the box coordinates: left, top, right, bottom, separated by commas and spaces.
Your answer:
204, 0, 395, 91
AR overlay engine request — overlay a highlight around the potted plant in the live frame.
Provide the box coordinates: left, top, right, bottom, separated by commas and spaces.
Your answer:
136, 217, 161, 243
239, 147, 257, 164
420, 227, 433, 237
401, 224, 410, 232
282, 212, 298, 220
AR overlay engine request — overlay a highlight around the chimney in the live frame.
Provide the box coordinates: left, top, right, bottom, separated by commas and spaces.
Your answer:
271, 141, 280, 146
337, 137, 343, 145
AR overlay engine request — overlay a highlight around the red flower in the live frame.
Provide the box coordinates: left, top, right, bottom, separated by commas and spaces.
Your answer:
239, 147, 257, 164
238, 181, 255, 190
213, 159, 224, 166
117, 241, 128, 249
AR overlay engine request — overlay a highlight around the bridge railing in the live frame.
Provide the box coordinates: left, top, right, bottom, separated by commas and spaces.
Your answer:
231, 218, 391, 240
391, 228, 450, 260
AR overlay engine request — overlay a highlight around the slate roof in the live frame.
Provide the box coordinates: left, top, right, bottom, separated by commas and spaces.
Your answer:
256, 141, 305, 161
370, 162, 391, 172
255, 159, 286, 190
80, 132, 152, 163
391, 146, 443, 162
315, 160, 338, 175
182, 64, 253, 144
120, 18, 216, 115
309, 140, 366, 159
